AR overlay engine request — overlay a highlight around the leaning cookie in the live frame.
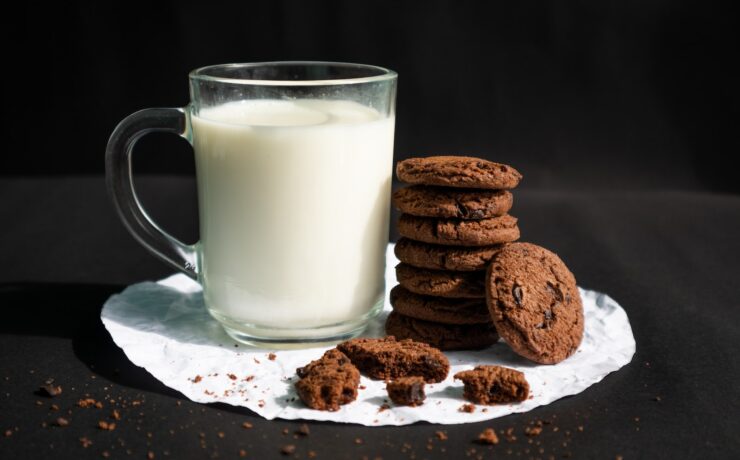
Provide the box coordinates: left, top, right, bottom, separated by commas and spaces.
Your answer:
390, 285, 490, 324
486, 242, 584, 364
395, 263, 486, 298
392, 186, 513, 220
385, 311, 499, 351
394, 238, 504, 272
398, 214, 520, 246
396, 156, 522, 190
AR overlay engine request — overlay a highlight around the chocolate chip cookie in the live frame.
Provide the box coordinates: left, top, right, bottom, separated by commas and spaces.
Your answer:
396, 156, 522, 190
392, 186, 513, 220
390, 285, 490, 324
395, 264, 486, 298
486, 242, 584, 364
394, 238, 503, 272
337, 336, 449, 383
398, 214, 520, 246
295, 349, 360, 411
385, 312, 499, 351
454, 365, 529, 404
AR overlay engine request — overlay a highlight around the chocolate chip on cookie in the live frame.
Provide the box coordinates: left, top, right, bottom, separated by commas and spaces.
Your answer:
394, 238, 504, 272
385, 311, 499, 351
396, 156, 522, 190
398, 214, 520, 246
486, 242, 584, 364
392, 186, 513, 220
390, 285, 490, 324
395, 263, 486, 299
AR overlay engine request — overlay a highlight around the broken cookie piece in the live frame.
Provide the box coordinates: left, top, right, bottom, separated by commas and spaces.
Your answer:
387, 376, 426, 406
337, 336, 449, 383
295, 349, 360, 411
454, 365, 529, 404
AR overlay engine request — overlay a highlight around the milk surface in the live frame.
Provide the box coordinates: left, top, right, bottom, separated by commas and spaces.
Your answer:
191, 99, 394, 332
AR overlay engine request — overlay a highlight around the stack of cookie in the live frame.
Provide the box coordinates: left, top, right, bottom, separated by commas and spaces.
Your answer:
386, 156, 523, 350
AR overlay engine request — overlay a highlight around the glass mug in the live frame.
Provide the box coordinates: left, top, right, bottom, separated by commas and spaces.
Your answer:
106, 62, 397, 346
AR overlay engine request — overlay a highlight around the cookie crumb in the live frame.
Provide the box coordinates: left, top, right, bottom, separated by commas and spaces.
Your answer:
242, 422, 253, 429
79, 437, 93, 448
296, 424, 310, 436
354, 437, 364, 445
98, 421, 116, 431
525, 426, 542, 437
435, 431, 448, 441
228, 374, 237, 380
111, 410, 121, 420
378, 403, 390, 412
459, 403, 476, 413
39, 384, 63, 397
239, 449, 247, 457
4, 430, 12, 437
477, 428, 499, 445
192, 375, 202, 383
268, 353, 277, 361
217, 432, 225, 438
308, 451, 317, 458
54, 417, 69, 427
280, 444, 296, 455
147, 452, 155, 460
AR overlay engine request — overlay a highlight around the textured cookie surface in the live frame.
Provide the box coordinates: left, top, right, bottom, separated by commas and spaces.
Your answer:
395, 264, 486, 299
385, 312, 499, 351
398, 214, 520, 246
392, 186, 513, 219
295, 349, 360, 411
486, 242, 583, 364
337, 336, 449, 383
396, 156, 522, 190
390, 285, 490, 324
394, 238, 503, 272
386, 376, 426, 406
454, 365, 529, 404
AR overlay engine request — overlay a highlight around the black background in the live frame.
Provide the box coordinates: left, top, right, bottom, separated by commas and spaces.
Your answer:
8, 0, 739, 192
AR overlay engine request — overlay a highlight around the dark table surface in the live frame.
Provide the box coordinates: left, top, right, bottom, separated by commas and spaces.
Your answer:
1, 176, 739, 459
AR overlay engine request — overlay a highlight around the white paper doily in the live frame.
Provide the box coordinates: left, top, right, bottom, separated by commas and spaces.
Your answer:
101, 244, 635, 426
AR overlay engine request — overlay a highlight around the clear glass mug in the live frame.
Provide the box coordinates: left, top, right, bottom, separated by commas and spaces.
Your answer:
106, 62, 397, 346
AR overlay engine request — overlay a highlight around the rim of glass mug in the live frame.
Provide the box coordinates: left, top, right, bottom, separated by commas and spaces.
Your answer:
189, 61, 397, 86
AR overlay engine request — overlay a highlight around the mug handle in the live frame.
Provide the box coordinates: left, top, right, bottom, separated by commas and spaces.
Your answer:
105, 107, 198, 280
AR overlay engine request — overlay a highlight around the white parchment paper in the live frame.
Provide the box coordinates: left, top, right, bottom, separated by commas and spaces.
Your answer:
101, 244, 635, 426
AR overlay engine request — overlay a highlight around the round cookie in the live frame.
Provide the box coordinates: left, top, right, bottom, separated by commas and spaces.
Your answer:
394, 238, 503, 272
389, 285, 490, 324
392, 185, 513, 220
385, 312, 499, 351
395, 264, 486, 299
485, 242, 583, 364
398, 214, 520, 246
396, 156, 522, 190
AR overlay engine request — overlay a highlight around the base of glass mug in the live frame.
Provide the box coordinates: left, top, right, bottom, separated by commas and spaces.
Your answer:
208, 297, 385, 349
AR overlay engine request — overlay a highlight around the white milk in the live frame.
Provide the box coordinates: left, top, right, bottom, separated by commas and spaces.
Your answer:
191, 99, 394, 335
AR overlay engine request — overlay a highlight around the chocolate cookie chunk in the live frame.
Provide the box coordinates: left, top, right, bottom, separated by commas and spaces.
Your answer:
390, 285, 490, 324
395, 264, 486, 299
396, 156, 522, 190
454, 365, 529, 404
337, 336, 449, 383
398, 214, 520, 246
392, 186, 513, 220
387, 376, 426, 406
295, 349, 360, 411
394, 238, 503, 272
486, 242, 584, 364
385, 312, 499, 351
